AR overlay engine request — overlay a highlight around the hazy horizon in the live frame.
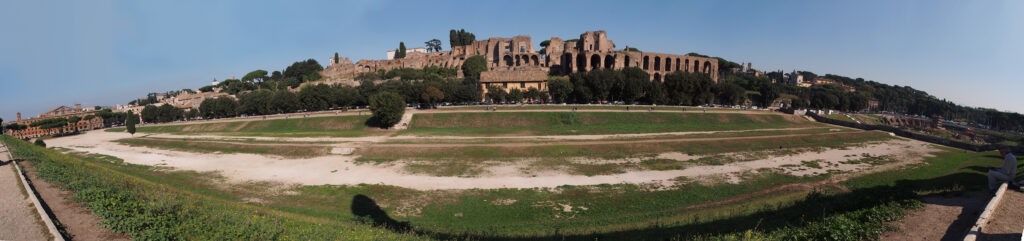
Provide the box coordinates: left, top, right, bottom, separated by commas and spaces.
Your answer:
2, 0, 1022, 121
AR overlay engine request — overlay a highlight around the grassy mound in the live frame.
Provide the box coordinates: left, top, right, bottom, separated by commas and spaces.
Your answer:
406, 112, 816, 136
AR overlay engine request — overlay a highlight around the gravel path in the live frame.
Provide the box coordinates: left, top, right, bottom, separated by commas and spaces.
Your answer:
978, 189, 1024, 241
0, 144, 48, 241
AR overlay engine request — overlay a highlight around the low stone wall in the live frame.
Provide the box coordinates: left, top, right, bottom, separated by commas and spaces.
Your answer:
807, 112, 992, 151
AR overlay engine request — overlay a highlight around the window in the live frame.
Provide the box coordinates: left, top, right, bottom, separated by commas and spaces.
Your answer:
520, 46, 525, 52
520, 82, 525, 88
503, 83, 507, 88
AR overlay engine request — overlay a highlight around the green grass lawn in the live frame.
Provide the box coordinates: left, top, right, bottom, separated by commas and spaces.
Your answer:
107, 115, 388, 137
403, 112, 818, 136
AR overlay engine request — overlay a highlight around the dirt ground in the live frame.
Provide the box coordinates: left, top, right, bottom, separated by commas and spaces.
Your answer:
0, 144, 48, 241
977, 189, 1024, 241
48, 129, 937, 190
881, 191, 988, 241
22, 161, 131, 241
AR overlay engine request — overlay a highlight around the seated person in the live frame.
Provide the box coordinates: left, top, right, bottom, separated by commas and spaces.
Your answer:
988, 147, 1018, 191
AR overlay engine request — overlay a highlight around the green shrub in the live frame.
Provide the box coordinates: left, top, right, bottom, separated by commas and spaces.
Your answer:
34, 139, 46, 147
369, 92, 406, 128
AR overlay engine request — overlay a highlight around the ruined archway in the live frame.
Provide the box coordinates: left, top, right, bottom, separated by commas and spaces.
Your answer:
604, 55, 615, 69
643, 56, 650, 70
693, 60, 700, 73
703, 62, 711, 73
666, 58, 672, 72
515, 55, 521, 66
676, 58, 681, 71
504, 55, 514, 67
531, 55, 540, 66
624, 55, 631, 68
563, 53, 574, 73
654, 56, 661, 71
684, 59, 690, 72
576, 54, 586, 72
590, 54, 601, 70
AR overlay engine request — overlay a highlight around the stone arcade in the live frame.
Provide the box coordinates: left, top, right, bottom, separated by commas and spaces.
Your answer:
321, 30, 719, 100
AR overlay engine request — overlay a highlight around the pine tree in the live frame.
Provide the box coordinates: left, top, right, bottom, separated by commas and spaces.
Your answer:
396, 42, 407, 59
126, 111, 137, 136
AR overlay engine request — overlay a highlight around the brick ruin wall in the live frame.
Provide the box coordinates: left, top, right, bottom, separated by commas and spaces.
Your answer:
320, 30, 719, 84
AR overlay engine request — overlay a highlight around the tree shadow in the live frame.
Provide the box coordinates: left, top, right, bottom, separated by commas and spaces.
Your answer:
350, 194, 410, 232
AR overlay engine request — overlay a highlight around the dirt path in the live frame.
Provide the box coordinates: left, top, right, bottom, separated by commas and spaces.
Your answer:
881, 191, 988, 241
21, 161, 132, 241
47, 131, 936, 190
0, 144, 48, 241
977, 189, 1024, 241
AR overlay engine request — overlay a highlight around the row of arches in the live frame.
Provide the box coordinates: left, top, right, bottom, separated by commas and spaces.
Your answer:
553, 53, 716, 79
639, 55, 715, 74
502, 54, 542, 67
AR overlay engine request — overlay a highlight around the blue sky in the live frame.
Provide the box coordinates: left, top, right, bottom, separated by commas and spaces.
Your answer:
1, 0, 1022, 121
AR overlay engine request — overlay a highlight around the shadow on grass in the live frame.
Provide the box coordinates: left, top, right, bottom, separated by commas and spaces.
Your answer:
364, 171, 993, 241
350, 194, 410, 232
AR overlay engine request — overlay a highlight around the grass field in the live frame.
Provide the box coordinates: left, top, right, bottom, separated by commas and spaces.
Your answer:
404, 112, 818, 136
442, 105, 722, 111
19, 134, 1016, 240
107, 115, 385, 137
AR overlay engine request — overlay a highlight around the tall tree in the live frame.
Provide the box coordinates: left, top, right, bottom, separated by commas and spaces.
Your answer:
126, 111, 137, 136
333, 52, 340, 64
449, 29, 459, 48
396, 42, 407, 59
461, 55, 488, 81
369, 92, 406, 128
421, 86, 444, 108
425, 39, 442, 52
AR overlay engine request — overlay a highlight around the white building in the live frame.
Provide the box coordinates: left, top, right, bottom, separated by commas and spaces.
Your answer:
386, 47, 428, 60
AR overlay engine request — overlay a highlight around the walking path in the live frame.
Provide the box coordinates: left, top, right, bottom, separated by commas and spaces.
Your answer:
0, 144, 48, 240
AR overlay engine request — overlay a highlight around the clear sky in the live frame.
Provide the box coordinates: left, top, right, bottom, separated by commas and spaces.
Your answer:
1, 0, 1022, 121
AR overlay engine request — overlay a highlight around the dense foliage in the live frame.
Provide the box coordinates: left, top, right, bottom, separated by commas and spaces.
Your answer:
29, 117, 68, 129
140, 104, 185, 123
448, 29, 476, 47
125, 111, 136, 135
395, 42, 406, 59
368, 92, 406, 128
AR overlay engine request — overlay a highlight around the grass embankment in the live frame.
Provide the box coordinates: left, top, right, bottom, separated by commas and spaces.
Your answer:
107, 115, 385, 137
113, 138, 330, 158
2, 136, 428, 240
405, 112, 817, 136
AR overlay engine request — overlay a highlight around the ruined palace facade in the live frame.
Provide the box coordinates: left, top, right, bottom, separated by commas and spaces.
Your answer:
321, 31, 719, 98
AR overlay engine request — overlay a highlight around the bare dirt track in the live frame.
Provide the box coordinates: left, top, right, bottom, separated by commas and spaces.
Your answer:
49, 128, 937, 190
